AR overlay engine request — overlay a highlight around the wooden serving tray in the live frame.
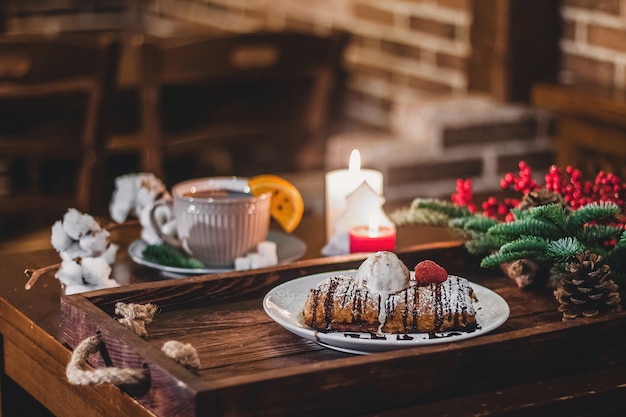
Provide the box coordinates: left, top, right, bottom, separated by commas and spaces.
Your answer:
60, 241, 626, 417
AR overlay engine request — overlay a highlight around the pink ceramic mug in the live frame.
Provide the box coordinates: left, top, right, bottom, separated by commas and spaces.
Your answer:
150, 177, 271, 266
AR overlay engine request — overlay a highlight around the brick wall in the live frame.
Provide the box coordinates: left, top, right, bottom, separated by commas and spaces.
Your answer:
145, 0, 473, 130
559, 0, 626, 89
144, 0, 559, 209
13, 1, 615, 209
325, 96, 555, 204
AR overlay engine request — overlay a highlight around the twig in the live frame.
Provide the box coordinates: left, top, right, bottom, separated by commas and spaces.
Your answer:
24, 263, 61, 290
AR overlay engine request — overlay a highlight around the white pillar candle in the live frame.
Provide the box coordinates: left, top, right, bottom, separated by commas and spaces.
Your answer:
325, 149, 383, 242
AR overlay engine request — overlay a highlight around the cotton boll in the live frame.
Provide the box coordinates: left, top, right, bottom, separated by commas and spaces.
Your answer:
136, 186, 157, 215
135, 173, 170, 218
109, 175, 139, 223
141, 227, 162, 245
79, 229, 110, 256
55, 260, 84, 287
84, 229, 110, 254
102, 243, 119, 265
63, 209, 100, 240
64, 284, 94, 295
94, 277, 120, 290
109, 199, 131, 224
80, 257, 112, 286
51, 220, 73, 252
60, 242, 91, 262
140, 173, 168, 199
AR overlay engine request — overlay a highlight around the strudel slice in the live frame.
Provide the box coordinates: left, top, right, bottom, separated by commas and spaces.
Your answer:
302, 252, 477, 334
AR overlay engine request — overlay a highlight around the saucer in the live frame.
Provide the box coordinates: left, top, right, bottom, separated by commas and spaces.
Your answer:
129, 230, 307, 277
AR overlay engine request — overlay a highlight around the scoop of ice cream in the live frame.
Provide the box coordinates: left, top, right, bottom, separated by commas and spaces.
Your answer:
355, 251, 410, 295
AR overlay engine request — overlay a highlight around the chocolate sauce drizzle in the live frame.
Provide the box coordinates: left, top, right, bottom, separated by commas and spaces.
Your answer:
306, 275, 477, 334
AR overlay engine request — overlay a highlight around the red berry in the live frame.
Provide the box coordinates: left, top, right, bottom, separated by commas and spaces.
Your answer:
414, 260, 448, 286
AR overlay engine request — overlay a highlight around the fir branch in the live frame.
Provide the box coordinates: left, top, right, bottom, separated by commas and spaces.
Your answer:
498, 235, 550, 254
564, 201, 620, 234
389, 206, 451, 227
578, 224, 624, 246
604, 234, 626, 278
464, 234, 502, 255
619, 229, 626, 247
453, 216, 499, 234
509, 207, 527, 221
487, 218, 563, 240
481, 248, 547, 268
526, 203, 567, 227
410, 198, 472, 219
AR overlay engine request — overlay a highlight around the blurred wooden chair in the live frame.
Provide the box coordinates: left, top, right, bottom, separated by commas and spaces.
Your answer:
136, 30, 347, 183
0, 33, 120, 222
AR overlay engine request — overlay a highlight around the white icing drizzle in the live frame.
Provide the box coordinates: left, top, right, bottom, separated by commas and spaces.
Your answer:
308, 274, 477, 333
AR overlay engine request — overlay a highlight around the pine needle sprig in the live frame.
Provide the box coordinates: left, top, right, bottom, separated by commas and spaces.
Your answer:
481, 248, 547, 268
525, 204, 568, 227
545, 237, 585, 269
390, 205, 451, 228
409, 198, 472, 219
487, 218, 563, 240
605, 233, 626, 280
578, 224, 624, 246
451, 216, 498, 234
464, 234, 503, 255
564, 201, 620, 234
499, 235, 550, 254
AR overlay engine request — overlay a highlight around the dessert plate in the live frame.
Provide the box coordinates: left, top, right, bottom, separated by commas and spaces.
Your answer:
263, 270, 510, 354
129, 230, 307, 277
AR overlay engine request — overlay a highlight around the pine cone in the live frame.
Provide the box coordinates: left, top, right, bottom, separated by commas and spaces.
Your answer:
554, 251, 622, 320
517, 188, 570, 211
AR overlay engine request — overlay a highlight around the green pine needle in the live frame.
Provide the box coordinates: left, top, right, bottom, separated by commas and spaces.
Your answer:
526, 204, 567, 226
393, 196, 626, 280
410, 198, 472, 219
464, 234, 501, 255
142, 244, 205, 269
564, 201, 620, 234
578, 224, 624, 245
390, 206, 450, 227
545, 237, 585, 268
498, 235, 549, 254
481, 249, 546, 268
452, 216, 499, 234
488, 218, 563, 240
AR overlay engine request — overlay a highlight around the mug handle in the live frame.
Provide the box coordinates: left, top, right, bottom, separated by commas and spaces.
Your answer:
149, 199, 182, 248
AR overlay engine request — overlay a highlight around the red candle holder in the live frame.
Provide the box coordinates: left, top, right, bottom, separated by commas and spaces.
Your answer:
349, 225, 396, 253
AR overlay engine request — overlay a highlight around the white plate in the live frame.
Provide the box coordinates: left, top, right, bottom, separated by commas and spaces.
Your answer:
129, 230, 307, 277
263, 270, 510, 354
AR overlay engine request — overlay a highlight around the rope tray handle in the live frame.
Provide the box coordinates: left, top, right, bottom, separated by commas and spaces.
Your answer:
66, 333, 148, 386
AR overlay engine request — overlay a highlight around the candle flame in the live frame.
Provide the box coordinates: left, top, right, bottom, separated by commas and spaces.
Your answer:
348, 149, 361, 173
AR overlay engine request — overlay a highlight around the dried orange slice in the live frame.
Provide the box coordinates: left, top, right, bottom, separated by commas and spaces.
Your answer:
248, 175, 304, 233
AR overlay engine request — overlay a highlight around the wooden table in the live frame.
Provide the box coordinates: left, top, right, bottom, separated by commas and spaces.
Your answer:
1, 216, 626, 416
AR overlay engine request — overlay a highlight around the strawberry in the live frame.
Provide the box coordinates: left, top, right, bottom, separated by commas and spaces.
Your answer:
414, 260, 448, 286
